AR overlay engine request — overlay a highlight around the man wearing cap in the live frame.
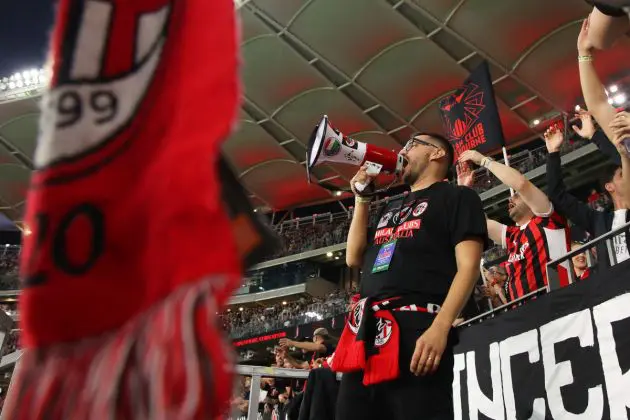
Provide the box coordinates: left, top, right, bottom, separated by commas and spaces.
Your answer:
337, 133, 488, 419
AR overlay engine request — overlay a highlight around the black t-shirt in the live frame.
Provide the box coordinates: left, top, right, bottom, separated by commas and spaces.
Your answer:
360, 182, 488, 301
311, 338, 336, 365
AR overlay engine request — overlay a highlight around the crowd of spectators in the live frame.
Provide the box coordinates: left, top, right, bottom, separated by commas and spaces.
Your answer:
220, 288, 354, 340
265, 138, 597, 263
1, 330, 19, 357
0, 246, 19, 291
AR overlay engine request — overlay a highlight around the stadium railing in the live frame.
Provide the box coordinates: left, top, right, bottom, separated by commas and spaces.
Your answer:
547, 220, 630, 290
234, 365, 342, 420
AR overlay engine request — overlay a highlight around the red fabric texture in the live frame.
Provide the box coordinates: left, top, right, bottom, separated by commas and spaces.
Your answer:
331, 299, 401, 386
329, 298, 366, 373
5, 280, 234, 420
329, 322, 366, 373
19, 0, 241, 347
362, 309, 400, 386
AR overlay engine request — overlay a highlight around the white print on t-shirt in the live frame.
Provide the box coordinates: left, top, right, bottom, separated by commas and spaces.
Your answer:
507, 242, 529, 263
412, 201, 429, 217
611, 209, 629, 264
377, 211, 393, 229
393, 204, 414, 224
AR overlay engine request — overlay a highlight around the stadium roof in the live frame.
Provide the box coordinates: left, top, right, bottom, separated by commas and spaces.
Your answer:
0, 0, 629, 225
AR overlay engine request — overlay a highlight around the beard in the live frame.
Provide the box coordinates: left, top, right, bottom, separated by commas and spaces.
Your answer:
402, 160, 423, 186
509, 203, 530, 223
403, 167, 419, 186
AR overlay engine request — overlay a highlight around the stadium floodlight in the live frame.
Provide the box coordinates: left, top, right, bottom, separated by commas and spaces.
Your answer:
609, 85, 619, 93
1, 77, 7, 83
24, 79, 30, 87
0, 84, 6, 91
16, 80, 23, 88
532, 119, 541, 126
14, 73, 21, 80
8, 82, 15, 89
30, 69, 38, 78
38, 75, 46, 84
613, 93, 626, 105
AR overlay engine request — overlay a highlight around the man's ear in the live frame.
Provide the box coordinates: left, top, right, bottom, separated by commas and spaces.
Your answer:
430, 147, 446, 162
605, 181, 614, 194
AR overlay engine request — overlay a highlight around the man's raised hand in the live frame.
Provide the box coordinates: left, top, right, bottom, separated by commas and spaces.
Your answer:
572, 110, 597, 140
544, 124, 565, 153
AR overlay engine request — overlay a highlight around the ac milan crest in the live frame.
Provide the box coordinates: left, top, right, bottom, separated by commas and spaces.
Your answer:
412, 201, 429, 217
348, 298, 366, 334
36, 0, 173, 175
342, 136, 358, 149
374, 317, 392, 347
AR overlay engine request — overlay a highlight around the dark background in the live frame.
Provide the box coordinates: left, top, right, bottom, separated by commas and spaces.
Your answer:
0, 0, 54, 75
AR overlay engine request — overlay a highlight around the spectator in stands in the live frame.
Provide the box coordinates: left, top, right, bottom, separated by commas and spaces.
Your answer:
545, 124, 630, 269
482, 266, 509, 308
459, 148, 570, 301
279, 328, 335, 369
571, 242, 593, 281
339, 133, 487, 419
588, 188, 602, 207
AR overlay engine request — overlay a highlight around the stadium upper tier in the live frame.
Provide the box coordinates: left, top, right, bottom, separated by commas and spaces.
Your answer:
1, 0, 629, 221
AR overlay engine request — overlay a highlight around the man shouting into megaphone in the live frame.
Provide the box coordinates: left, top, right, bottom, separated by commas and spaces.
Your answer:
332, 132, 489, 420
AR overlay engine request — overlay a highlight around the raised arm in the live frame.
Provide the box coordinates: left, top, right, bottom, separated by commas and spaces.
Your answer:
573, 109, 622, 164
586, 5, 630, 50
544, 125, 597, 233
578, 18, 618, 141
460, 149, 552, 215
345, 166, 374, 268
609, 111, 630, 202
282, 352, 309, 370
279, 337, 326, 354
486, 218, 506, 246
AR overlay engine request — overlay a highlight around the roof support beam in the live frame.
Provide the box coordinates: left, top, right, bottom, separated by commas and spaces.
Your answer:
244, 2, 415, 144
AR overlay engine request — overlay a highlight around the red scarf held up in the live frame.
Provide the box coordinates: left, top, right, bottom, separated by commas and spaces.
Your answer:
19, 0, 242, 348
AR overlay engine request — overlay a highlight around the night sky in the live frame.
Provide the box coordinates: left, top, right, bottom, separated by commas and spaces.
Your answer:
0, 1, 55, 76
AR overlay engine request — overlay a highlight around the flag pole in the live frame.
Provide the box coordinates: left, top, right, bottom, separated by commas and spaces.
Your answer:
501, 146, 515, 197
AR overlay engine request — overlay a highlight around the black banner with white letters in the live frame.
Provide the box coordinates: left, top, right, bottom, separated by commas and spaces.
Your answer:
452, 262, 630, 420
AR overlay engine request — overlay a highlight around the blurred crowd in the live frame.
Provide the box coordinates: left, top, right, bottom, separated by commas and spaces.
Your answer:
0, 247, 19, 291
220, 288, 354, 339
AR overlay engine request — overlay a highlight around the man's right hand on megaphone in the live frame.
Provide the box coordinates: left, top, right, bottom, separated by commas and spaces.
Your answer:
350, 165, 375, 196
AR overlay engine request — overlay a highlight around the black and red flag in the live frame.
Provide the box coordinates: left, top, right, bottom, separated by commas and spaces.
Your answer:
439, 61, 505, 159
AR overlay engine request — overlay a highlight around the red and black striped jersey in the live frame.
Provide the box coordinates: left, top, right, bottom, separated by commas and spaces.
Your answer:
502, 210, 570, 300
